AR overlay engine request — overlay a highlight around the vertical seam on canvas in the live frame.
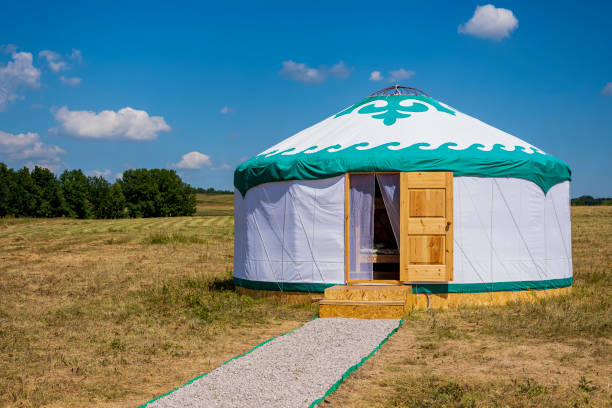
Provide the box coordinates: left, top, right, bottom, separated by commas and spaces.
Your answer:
494, 179, 546, 281
490, 180, 494, 296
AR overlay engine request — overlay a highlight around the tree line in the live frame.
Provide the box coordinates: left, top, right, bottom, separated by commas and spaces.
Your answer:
571, 196, 612, 206
194, 187, 232, 194
0, 163, 196, 218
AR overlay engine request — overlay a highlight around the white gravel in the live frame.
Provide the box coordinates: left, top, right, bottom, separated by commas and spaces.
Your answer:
144, 318, 400, 408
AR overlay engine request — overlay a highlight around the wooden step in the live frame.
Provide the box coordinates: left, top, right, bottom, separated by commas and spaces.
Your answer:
323, 284, 411, 302
318, 299, 406, 319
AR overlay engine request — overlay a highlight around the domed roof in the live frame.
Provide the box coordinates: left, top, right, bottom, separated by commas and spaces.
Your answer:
235, 87, 571, 195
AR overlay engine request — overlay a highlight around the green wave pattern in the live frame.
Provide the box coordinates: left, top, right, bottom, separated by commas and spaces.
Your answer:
234, 142, 571, 196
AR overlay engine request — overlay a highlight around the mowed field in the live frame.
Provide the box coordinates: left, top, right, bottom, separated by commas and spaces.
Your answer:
325, 206, 612, 408
0, 194, 316, 408
0, 196, 610, 408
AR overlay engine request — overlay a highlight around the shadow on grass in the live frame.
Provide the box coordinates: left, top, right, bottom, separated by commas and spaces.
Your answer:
139, 273, 315, 327
209, 277, 234, 292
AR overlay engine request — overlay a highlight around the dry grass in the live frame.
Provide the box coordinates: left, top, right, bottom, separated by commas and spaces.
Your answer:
1, 200, 610, 408
0, 194, 316, 408
195, 194, 233, 216
324, 206, 612, 408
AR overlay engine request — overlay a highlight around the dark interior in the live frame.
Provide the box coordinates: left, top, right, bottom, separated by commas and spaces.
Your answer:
373, 179, 400, 280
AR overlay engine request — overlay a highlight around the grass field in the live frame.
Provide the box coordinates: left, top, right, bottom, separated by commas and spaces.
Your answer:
0, 198, 610, 407
195, 193, 233, 216
0, 194, 316, 408
325, 206, 611, 408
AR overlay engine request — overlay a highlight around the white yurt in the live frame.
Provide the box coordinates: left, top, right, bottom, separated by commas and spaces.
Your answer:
233, 86, 572, 307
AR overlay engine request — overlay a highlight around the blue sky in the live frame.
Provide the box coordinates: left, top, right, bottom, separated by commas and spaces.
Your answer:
0, 0, 610, 196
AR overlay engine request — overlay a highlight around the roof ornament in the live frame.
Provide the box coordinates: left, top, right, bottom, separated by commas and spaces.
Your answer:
370, 85, 429, 97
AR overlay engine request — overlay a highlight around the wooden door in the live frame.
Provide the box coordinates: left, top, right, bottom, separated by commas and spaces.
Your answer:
399, 172, 453, 282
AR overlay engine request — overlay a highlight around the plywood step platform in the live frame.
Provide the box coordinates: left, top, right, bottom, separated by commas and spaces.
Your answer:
318, 285, 411, 319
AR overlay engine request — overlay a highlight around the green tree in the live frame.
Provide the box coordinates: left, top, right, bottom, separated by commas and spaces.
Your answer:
88, 176, 113, 218
151, 169, 196, 216
12, 167, 41, 217
119, 168, 196, 217
60, 169, 92, 218
87, 176, 127, 219
119, 169, 157, 217
108, 183, 127, 218
0, 163, 195, 219
31, 166, 68, 217
0, 163, 15, 216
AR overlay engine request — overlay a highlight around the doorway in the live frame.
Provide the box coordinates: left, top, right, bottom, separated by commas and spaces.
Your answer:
347, 173, 400, 283
345, 172, 454, 284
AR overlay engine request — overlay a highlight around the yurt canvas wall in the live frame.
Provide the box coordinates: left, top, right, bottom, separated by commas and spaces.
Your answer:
233, 175, 572, 294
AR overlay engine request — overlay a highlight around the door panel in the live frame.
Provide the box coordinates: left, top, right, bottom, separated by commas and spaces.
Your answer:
407, 236, 444, 264
404, 172, 447, 187
409, 189, 445, 217
400, 172, 453, 282
405, 265, 446, 281
407, 218, 446, 234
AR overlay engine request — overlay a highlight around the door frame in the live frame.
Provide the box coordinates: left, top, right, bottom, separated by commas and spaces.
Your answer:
344, 171, 454, 284
344, 172, 402, 284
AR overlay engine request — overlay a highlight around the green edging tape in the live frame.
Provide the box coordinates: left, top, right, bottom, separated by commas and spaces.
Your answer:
138, 317, 316, 408
307, 318, 404, 408
234, 276, 573, 295
411, 276, 573, 294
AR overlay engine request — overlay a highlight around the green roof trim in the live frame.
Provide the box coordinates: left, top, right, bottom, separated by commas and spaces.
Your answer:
234, 142, 571, 196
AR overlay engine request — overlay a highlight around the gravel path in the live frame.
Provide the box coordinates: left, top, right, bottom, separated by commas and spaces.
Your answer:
144, 318, 400, 408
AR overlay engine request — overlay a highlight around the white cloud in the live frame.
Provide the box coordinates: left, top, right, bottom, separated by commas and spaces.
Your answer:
280, 60, 324, 83
458, 4, 518, 41
213, 163, 233, 171
70, 49, 82, 64
54, 106, 171, 141
369, 70, 383, 81
369, 69, 416, 83
173, 151, 212, 170
279, 60, 353, 83
0, 130, 65, 163
388, 68, 415, 83
39, 50, 69, 72
115, 172, 124, 180
329, 61, 353, 79
0, 52, 41, 110
27, 161, 63, 173
220, 106, 232, 114
87, 169, 112, 178
601, 82, 612, 96
60, 76, 82, 86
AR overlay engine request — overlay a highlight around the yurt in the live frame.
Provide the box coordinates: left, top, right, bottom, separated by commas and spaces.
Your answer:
233, 86, 572, 311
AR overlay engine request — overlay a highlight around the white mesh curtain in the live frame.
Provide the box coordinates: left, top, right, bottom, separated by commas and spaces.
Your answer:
349, 174, 375, 280
376, 174, 401, 247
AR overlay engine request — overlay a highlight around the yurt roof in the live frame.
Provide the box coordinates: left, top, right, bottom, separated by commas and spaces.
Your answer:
234, 86, 571, 195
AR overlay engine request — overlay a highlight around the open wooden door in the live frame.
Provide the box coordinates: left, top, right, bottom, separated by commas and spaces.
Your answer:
399, 172, 453, 282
